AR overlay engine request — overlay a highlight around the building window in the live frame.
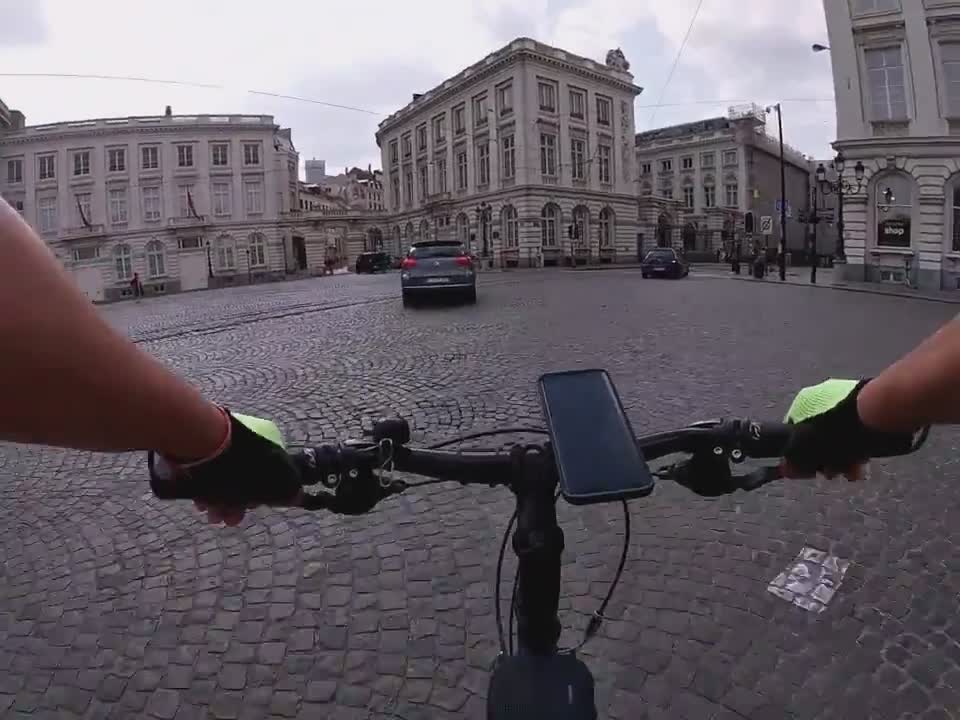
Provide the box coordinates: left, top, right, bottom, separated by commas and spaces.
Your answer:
141, 146, 159, 170
952, 185, 960, 251
722, 150, 738, 166
571, 138, 586, 181
453, 105, 466, 134
73, 246, 99, 262
243, 143, 261, 166
416, 124, 427, 152
418, 164, 428, 199
704, 184, 716, 208
640, 162, 652, 175
852, 0, 899, 14
660, 159, 673, 173
599, 208, 614, 249
875, 173, 912, 248
541, 204, 559, 247
213, 182, 232, 216
404, 170, 413, 204
700, 152, 715, 169
402, 134, 413, 157
177, 145, 194, 168
215, 235, 236, 270
473, 94, 489, 126
142, 186, 161, 222
570, 89, 586, 119
244, 181, 263, 214
456, 150, 468, 190
146, 239, 167, 277
681, 156, 694, 170
75, 192, 92, 225
456, 213, 470, 246
538, 81, 557, 112
211, 143, 229, 167
178, 184, 195, 217
432, 114, 446, 144
683, 185, 695, 209
572, 207, 588, 246
476, 143, 490, 185
865, 46, 907, 121
598, 144, 612, 184
38, 154, 55, 180
73, 150, 91, 177
108, 188, 128, 224
501, 135, 515, 180
248, 233, 267, 267
435, 157, 447, 193
942, 43, 960, 117
596, 96, 611, 126
391, 175, 400, 206
724, 182, 739, 207
108, 147, 126, 173
389, 140, 399, 165
662, 186, 674, 200
114, 244, 133, 281
7, 158, 22, 184
501, 205, 518, 249
540, 133, 557, 176
497, 83, 513, 115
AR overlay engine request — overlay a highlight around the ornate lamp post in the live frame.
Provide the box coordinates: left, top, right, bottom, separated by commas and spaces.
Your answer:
815, 151, 865, 264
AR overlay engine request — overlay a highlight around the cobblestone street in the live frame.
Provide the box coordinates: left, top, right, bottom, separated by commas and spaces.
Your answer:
4, 270, 960, 720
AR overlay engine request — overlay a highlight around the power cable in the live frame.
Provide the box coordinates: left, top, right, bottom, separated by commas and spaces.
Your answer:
647, 0, 706, 126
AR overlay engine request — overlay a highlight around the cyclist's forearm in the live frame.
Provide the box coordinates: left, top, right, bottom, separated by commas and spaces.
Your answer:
0, 198, 225, 457
858, 317, 960, 432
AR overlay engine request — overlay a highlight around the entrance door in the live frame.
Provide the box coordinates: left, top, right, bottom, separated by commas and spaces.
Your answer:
180, 253, 209, 291
292, 236, 307, 270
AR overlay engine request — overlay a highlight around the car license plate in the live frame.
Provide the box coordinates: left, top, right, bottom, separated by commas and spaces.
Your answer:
653, 267, 665, 272
426, 277, 450, 284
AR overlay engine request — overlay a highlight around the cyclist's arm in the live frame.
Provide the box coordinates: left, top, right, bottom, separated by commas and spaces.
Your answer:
0, 197, 225, 459
859, 317, 960, 432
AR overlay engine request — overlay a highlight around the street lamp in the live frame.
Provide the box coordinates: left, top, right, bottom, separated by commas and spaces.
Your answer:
475, 201, 492, 263
811, 43, 830, 53
765, 103, 788, 281
816, 150, 865, 263
205, 238, 214, 279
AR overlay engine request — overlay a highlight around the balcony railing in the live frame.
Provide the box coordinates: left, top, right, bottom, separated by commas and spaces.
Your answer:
61, 224, 106, 242
168, 215, 207, 228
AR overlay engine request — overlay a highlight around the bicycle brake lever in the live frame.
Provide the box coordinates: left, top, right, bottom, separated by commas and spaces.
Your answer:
735, 465, 782, 491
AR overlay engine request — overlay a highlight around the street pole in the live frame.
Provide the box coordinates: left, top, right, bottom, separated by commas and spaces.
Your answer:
836, 178, 845, 263
775, 103, 787, 281
809, 183, 818, 285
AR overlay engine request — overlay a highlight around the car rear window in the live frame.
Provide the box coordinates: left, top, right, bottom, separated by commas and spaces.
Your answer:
410, 243, 465, 258
645, 250, 676, 261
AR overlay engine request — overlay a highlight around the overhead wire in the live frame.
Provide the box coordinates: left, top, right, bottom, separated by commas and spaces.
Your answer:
647, 0, 706, 126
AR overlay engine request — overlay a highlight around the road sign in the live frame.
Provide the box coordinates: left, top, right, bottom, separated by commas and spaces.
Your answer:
775, 200, 793, 219
760, 216, 774, 235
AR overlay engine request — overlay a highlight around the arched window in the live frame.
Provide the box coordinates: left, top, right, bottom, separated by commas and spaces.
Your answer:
572, 206, 589, 247
215, 235, 236, 270
248, 233, 267, 267
501, 205, 518, 248
392, 225, 402, 256
599, 207, 615, 249
948, 177, 960, 253
114, 243, 133, 280
541, 204, 560, 247
404, 222, 415, 251
456, 213, 470, 246
146, 239, 166, 277
419, 219, 430, 242
682, 223, 697, 252
873, 171, 914, 249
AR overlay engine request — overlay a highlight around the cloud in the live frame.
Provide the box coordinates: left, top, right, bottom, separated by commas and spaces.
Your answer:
0, 0, 48, 45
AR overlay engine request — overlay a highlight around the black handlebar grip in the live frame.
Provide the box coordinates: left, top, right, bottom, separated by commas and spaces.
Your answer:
147, 451, 196, 500
743, 422, 793, 459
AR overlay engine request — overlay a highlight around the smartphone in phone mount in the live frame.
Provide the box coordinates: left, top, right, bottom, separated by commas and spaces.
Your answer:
537, 369, 655, 505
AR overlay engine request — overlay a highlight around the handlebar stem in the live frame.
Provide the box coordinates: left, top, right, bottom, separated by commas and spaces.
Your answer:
507, 446, 564, 656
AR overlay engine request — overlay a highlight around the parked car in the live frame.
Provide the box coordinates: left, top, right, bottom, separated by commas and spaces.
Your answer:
641, 248, 689, 279
355, 251, 393, 274
401, 240, 477, 305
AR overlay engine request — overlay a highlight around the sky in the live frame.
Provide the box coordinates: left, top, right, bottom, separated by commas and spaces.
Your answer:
1, 0, 835, 176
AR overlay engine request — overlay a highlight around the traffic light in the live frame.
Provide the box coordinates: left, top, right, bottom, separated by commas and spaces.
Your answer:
744, 212, 755, 234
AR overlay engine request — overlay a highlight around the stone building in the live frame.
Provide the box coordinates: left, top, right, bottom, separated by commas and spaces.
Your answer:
635, 105, 814, 261
375, 38, 642, 267
823, 0, 960, 289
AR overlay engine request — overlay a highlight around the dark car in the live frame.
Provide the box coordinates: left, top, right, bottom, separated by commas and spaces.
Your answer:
355, 251, 392, 274
641, 248, 689, 279
401, 240, 476, 305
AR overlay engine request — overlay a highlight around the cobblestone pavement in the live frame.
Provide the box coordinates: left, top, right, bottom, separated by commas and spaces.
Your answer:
3, 272, 960, 719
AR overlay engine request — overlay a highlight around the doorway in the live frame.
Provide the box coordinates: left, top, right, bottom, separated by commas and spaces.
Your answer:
292, 236, 307, 270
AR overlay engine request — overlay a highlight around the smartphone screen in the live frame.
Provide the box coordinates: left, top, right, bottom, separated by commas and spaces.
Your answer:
538, 369, 654, 504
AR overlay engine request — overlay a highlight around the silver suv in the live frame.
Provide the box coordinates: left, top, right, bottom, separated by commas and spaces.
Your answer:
400, 241, 477, 305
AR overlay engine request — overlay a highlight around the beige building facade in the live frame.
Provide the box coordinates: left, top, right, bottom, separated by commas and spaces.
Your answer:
824, 0, 960, 289
376, 38, 642, 267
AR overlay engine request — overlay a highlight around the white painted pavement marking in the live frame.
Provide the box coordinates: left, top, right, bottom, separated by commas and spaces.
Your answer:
767, 546, 850, 613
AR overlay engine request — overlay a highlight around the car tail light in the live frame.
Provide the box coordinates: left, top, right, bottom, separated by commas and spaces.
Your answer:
455, 256, 472, 267
401, 258, 417, 269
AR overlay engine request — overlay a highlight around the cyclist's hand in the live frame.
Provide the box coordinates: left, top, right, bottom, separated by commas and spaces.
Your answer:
781, 379, 914, 480
148, 410, 302, 525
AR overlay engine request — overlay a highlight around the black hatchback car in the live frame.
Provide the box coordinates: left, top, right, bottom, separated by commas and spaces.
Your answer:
355, 251, 393, 274
641, 248, 689, 279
